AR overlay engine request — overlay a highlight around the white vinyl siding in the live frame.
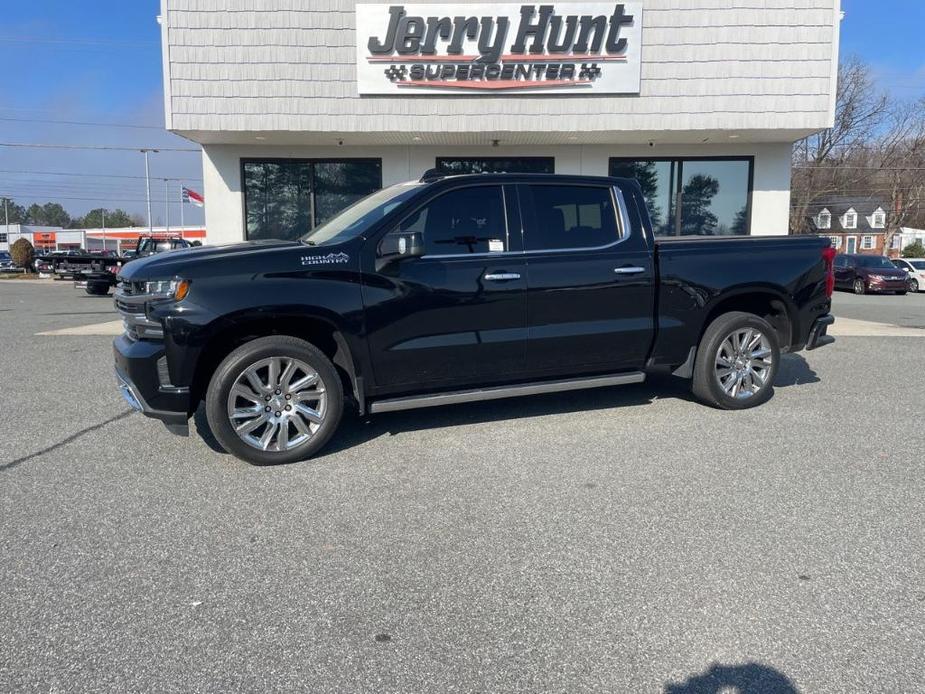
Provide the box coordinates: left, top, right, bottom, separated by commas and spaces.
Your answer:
161, 0, 841, 137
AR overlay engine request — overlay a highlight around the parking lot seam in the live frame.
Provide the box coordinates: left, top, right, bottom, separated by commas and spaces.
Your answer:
0, 410, 135, 472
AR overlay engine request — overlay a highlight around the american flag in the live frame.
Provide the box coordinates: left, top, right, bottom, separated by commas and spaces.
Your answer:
181, 186, 204, 207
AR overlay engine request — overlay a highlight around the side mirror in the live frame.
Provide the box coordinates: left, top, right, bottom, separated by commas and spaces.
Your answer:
377, 231, 424, 262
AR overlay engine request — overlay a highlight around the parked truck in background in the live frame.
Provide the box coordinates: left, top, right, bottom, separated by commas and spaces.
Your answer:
113, 173, 836, 465
72, 236, 193, 295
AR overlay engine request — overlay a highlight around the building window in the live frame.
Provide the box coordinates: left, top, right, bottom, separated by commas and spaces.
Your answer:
871, 208, 886, 229
609, 157, 753, 236
861, 235, 875, 250
435, 157, 554, 175
843, 208, 858, 229
242, 158, 382, 241
829, 236, 842, 249
0, 233, 7, 243
817, 209, 831, 229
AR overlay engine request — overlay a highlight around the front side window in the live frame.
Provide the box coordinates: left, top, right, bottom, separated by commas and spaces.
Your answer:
893, 260, 910, 270
435, 157, 554, 175
834, 255, 847, 268
610, 157, 752, 236
402, 185, 507, 255
243, 159, 382, 241
521, 184, 618, 251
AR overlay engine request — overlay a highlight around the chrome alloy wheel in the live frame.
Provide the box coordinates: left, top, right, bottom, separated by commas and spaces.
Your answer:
226, 357, 327, 452
714, 327, 774, 400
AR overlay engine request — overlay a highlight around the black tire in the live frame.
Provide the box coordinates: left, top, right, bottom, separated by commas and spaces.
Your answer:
85, 283, 110, 296
691, 311, 780, 410
205, 335, 344, 465
853, 278, 866, 295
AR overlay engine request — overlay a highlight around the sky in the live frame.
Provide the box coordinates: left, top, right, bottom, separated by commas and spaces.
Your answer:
0, 0, 923, 228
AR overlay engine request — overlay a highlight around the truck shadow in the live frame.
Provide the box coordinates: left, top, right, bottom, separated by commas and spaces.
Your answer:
193, 354, 820, 460
775, 353, 820, 388
664, 661, 799, 693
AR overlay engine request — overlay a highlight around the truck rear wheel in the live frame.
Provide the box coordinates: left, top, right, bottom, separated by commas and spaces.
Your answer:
691, 311, 780, 410
205, 335, 344, 465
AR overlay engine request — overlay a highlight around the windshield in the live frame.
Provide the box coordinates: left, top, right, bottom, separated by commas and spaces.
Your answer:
302, 183, 424, 246
856, 256, 896, 269
910, 260, 925, 270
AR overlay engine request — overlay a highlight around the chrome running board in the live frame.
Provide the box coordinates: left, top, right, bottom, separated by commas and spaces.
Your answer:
369, 372, 645, 414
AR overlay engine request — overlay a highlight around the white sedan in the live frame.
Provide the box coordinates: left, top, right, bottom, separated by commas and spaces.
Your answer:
892, 258, 925, 292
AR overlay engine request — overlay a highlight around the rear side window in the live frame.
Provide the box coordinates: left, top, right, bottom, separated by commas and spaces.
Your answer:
400, 185, 507, 255
521, 184, 619, 251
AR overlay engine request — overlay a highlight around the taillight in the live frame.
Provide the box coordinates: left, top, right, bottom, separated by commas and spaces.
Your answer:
822, 245, 836, 298
106, 265, 119, 273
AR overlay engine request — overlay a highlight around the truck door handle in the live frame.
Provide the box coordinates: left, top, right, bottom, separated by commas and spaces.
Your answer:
484, 272, 521, 281
614, 266, 646, 275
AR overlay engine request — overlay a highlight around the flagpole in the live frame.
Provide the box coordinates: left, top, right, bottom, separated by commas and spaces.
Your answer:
179, 183, 185, 234
164, 178, 170, 235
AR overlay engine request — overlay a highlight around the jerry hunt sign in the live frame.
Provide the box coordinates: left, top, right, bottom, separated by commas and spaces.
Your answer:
355, 3, 643, 94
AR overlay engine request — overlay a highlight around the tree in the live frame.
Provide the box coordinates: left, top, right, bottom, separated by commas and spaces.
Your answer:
26, 202, 72, 228
679, 175, 719, 235
1, 197, 28, 225
791, 57, 925, 243
902, 240, 925, 258
731, 205, 750, 235
9, 238, 34, 269
790, 58, 891, 234
74, 208, 138, 229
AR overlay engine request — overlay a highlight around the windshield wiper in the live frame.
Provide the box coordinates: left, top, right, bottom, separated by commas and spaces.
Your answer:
302, 239, 316, 246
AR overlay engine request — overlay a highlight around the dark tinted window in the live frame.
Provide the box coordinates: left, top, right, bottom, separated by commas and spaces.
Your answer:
521, 184, 618, 251
435, 157, 554, 175
610, 157, 752, 236
835, 255, 847, 268
243, 159, 381, 241
401, 186, 507, 255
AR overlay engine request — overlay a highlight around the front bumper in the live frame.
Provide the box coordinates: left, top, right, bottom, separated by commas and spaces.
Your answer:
114, 334, 191, 434
867, 278, 908, 292
806, 314, 835, 351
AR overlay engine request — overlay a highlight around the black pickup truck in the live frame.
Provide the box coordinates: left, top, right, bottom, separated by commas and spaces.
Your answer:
113, 173, 835, 465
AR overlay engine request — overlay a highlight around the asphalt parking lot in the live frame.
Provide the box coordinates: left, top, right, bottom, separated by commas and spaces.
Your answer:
2, 280, 924, 693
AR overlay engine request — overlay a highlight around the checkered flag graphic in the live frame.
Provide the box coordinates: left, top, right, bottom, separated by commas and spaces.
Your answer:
578, 64, 602, 80
384, 65, 407, 81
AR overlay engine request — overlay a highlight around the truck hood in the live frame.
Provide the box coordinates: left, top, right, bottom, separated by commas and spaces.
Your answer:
118, 239, 302, 280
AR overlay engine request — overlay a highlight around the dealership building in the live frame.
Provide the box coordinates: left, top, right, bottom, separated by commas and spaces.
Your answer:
158, 1, 842, 245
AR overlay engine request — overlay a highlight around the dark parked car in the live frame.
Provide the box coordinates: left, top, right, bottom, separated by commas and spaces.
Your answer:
114, 173, 836, 465
0, 251, 13, 271
834, 254, 909, 295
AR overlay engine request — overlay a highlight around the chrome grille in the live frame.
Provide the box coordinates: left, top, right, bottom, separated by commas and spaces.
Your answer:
114, 284, 163, 341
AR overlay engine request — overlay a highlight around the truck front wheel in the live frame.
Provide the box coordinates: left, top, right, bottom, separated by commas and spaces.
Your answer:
205, 335, 344, 465
691, 312, 780, 410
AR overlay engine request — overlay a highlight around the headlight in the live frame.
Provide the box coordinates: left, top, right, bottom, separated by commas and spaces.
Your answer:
143, 278, 190, 300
